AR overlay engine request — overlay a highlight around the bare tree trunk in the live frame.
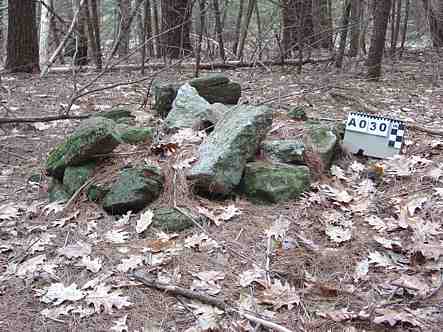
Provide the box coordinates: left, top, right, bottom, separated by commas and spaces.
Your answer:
212, 0, 226, 62
117, 0, 131, 56
400, 0, 410, 57
40, 0, 53, 66
254, 0, 262, 60
232, 0, 245, 54
161, 0, 193, 58
6, 0, 40, 72
237, 0, 256, 59
390, 0, 402, 56
422, 0, 443, 47
335, 0, 351, 68
88, 0, 102, 70
195, 0, 206, 77
349, 0, 361, 57
152, 0, 160, 57
367, 0, 392, 79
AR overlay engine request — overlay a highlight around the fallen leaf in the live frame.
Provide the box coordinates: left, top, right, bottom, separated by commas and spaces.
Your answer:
52, 210, 80, 227
239, 268, 267, 287
0, 203, 20, 220
331, 165, 348, 181
354, 258, 369, 282
117, 255, 144, 272
184, 233, 219, 251
40, 283, 85, 305
373, 308, 423, 327
42, 201, 65, 215
57, 241, 92, 258
265, 216, 290, 240
257, 279, 300, 310
317, 308, 358, 322
105, 229, 130, 243
136, 209, 154, 234
41, 304, 75, 320
85, 284, 132, 314
365, 215, 387, 232
16, 254, 46, 277
75, 256, 102, 273
187, 301, 224, 331
407, 196, 428, 216
368, 251, 393, 268
191, 271, 225, 295
110, 315, 128, 332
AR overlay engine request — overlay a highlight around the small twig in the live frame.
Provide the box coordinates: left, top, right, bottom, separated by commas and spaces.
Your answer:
0, 114, 89, 124
63, 176, 97, 211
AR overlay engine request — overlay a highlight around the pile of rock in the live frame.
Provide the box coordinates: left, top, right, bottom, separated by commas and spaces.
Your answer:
45, 74, 338, 221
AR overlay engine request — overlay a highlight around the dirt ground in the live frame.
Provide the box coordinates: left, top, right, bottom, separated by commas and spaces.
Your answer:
1, 51, 443, 332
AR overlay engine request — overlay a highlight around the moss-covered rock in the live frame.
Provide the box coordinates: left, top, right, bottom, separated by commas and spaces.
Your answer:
96, 108, 135, 122
103, 165, 164, 215
150, 207, 197, 233
188, 105, 273, 196
46, 117, 120, 179
87, 183, 110, 202
48, 179, 70, 202
63, 162, 96, 196
28, 173, 43, 184
306, 127, 338, 168
287, 106, 308, 121
153, 75, 241, 118
241, 161, 310, 204
115, 124, 153, 144
261, 139, 305, 164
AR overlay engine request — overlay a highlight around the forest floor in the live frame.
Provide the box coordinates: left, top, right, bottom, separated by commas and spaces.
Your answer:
0, 51, 443, 332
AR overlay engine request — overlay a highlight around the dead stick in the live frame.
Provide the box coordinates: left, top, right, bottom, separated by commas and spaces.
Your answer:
0, 114, 90, 124
130, 271, 227, 310
130, 271, 296, 332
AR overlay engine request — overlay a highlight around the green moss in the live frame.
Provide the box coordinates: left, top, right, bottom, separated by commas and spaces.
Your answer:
150, 207, 197, 233
103, 166, 164, 215
116, 125, 153, 144
241, 162, 310, 204
287, 106, 308, 121
63, 162, 96, 196
87, 183, 110, 202
97, 108, 134, 122
46, 117, 120, 179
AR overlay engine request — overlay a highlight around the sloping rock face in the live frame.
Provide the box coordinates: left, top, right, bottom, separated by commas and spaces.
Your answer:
153, 74, 241, 118
115, 124, 153, 144
46, 117, 120, 179
103, 165, 164, 215
261, 139, 305, 164
241, 162, 310, 203
188, 105, 273, 196
164, 84, 211, 131
306, 126, 338, 168
164, 84, 233, 131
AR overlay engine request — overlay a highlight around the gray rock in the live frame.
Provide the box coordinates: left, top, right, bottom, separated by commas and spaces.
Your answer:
150, 207, 197, 233
241, 161, 310, 203
115, 124, 153, 144
153, 74, 241, 118
48, 179, 70, 202
261, 139, 305, 164
103, 165, 164, 215
164, 84, 211, 131
306, 126, 338, 168
188, 105, 273, 196
96, 108, 135, 122
46, 117, 120, 179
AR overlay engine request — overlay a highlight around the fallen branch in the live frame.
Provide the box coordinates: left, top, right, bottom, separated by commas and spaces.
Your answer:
47, 57, 334, 74
0, 114, 90, 124
130, 271, 296, 332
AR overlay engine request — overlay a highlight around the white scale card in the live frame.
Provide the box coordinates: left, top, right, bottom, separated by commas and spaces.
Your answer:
343, 112, 406, 159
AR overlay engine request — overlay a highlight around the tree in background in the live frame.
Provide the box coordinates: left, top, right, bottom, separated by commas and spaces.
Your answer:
367, 0, 392, 79
5, 0, 39, 73
161, 0, 193, 58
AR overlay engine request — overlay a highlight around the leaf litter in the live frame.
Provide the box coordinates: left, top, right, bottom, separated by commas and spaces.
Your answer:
2, 58, 443, 332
